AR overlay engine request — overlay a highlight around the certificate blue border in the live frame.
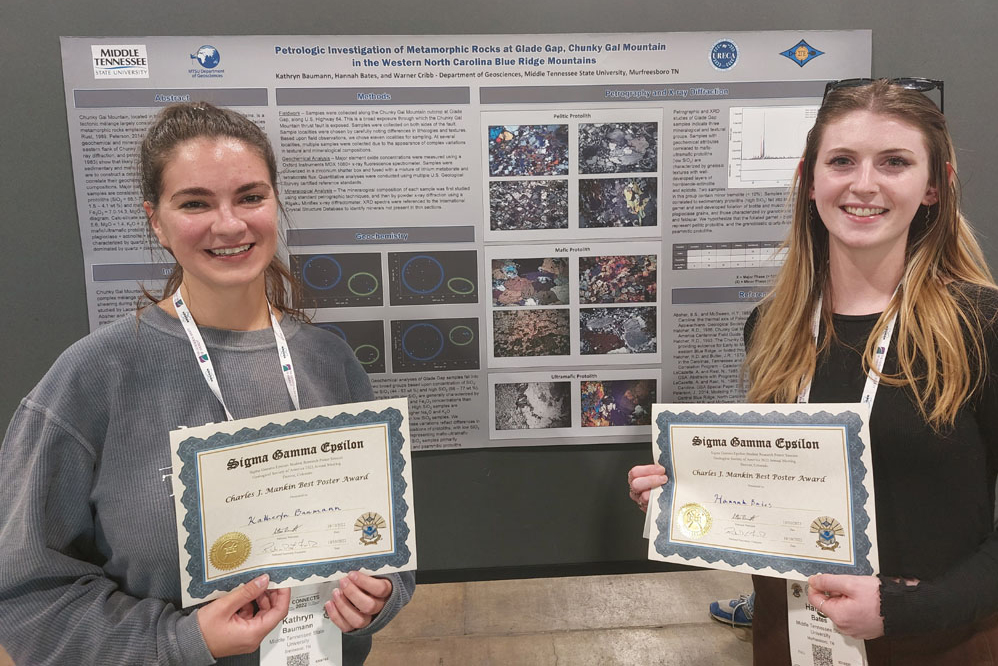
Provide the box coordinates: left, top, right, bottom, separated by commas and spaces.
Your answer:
653, 408, 874, 576
176, 406, 412, 599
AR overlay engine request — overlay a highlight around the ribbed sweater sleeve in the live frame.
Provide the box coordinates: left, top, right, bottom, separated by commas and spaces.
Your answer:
0, 398, 215, 665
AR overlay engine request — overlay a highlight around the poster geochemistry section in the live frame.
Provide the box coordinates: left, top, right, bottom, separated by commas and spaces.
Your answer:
60, 31, 871, 450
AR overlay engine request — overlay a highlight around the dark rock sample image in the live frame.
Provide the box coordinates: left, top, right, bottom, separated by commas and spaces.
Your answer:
492, 257, 569, 307
581, 379, 657, 427
578, 122, 658, 174
579, 255, 657, 304
490, 180, 569, 231
488, 124, 569, 176
579, 177, 657, 227
494, 382, 572, 430
494, 309, 571, 357
580, 306, 657, 354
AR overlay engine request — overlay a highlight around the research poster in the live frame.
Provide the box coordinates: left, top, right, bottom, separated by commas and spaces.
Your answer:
60, 31, 871, 450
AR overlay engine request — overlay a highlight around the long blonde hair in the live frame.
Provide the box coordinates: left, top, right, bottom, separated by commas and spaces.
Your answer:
744, 79, 995, 428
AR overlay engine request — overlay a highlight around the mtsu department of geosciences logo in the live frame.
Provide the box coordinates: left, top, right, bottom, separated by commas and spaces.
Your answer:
779, 39, 825, 67
710, 39, 738, 71
189, 45, 225, 79
91, 44, 149, 79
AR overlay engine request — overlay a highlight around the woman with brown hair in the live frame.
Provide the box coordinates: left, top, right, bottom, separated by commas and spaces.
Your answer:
0, 102, 414, 664
630, 78, 998, 663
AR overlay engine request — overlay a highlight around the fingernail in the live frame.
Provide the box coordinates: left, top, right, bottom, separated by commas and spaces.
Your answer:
333, 588, 342, 599
255, 574, 269, 589
348, 571, 359, 581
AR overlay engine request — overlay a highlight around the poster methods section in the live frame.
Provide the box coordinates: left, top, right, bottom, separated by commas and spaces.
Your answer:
61, 31, 871, 449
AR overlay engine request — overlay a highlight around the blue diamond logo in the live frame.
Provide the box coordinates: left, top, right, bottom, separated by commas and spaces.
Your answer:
780, 39, 824, 67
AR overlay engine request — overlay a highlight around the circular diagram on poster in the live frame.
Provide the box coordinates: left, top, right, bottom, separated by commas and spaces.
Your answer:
302, 255, 343, 291
401, 322, 444, 361
401, 255, 445, 294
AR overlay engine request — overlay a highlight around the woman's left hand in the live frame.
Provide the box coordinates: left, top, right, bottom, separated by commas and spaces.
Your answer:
324, 571, 393, 632
807, 574, 884, 640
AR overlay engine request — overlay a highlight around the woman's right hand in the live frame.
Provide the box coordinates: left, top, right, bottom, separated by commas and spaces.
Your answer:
627, 464, 669, 513
197, 574, 291, 658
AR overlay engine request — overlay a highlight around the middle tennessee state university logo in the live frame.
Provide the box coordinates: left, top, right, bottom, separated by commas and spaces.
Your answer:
355, 512, 387, 545
779, 39, 824, 67
810, 516, 845, 551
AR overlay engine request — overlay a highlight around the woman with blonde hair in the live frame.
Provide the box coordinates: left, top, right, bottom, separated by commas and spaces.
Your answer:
629, 78, 998, 663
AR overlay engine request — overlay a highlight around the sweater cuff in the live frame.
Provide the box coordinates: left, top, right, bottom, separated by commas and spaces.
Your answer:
879, 576, 947, 636
347, 573, 409, 638
177, 610, 217, 665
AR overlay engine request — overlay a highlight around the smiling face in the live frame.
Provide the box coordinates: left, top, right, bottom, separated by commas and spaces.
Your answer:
810, 109, 939, 268
144, 137, 278, 301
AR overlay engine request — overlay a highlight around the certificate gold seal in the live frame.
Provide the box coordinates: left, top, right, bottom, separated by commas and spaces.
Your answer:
677, 503, 712, 539
209, 532, 252, 571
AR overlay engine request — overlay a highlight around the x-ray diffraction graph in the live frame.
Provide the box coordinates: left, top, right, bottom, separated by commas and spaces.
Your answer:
391, 318, 480, 373
291, 253, 383, 308
579, 123, 658, 174
313, 320, 386, 374
388, 251, 478, 306
488, 125, 569, 176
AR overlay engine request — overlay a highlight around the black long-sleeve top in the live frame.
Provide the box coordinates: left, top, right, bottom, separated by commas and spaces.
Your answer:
748, 284, 998, 635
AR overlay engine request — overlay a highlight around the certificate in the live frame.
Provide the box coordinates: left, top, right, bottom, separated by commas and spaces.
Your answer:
647, 404, 878, 579
170, 398, 416, 607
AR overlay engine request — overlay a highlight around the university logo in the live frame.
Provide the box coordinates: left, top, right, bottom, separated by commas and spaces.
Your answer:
189, 45, 225, 79
710, 39, 738, 71
91, 45, 149, 79
779, 39, 824, 67
190, 45, 220, 69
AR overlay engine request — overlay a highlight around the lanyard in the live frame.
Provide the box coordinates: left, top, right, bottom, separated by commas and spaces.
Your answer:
796, 288, 899, 407
172, 290, 301, 421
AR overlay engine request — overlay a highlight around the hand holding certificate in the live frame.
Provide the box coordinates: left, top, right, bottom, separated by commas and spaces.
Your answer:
170, 397, 416, 607
647, 403, 878, 580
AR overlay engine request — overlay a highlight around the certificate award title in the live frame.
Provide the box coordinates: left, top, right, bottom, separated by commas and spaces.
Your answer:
170, 398, 416, 607
648, 403, 878, 579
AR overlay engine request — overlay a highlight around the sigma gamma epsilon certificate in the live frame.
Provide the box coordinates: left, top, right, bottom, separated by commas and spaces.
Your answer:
647, 404, 878, 579
170, 398, 416, 607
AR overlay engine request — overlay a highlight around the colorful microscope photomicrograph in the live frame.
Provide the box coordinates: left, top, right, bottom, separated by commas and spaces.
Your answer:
581, 379, 657, 427
579, 177, 657, 228
578, 255, 657, 304
580, 306, 657, 354
493, 309, 571, 357
494, 381, 572, 430
488, 124, 569, 176
578, 122, 658, 174
492, 257, 569, 307
489, 180, 569, 231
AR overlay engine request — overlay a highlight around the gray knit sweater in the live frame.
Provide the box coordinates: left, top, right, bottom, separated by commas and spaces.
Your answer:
0, 305, 414, 665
